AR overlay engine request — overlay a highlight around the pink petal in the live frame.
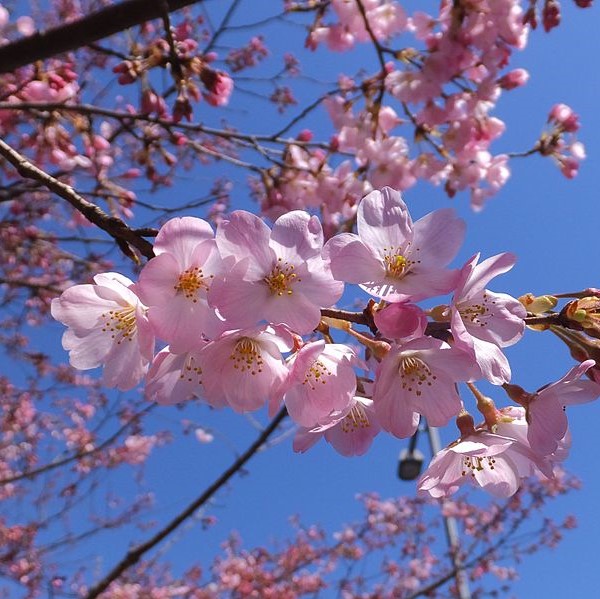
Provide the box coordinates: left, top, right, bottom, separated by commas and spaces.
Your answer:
325, 233, 386, 284
153, 216, 215, 263
137, 253, 180, 306
149, 297, 220, 352
460, 252, 517, 299
357, 187, 413, 251
216, 211, 274, 278
411, 208, 465, 268
270, 211, 324, 262
528, 395, 568, 456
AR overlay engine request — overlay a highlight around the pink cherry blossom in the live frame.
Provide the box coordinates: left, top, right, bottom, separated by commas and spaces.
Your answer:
201, 69, 234, 106
144, 345, 209, 406
418, 405, 568, 499
211, 210, 343, 334
495, 406, 570, 471
293, 396, 380, 457
526, 360, 600, 456
283, 341, 359, 428
137, 217, 225, 353
324, 187, 464, 301
450, 253, 526, 384
51, 272, 154, 390
198, 324, 294, 414
373, 336, 477, 438
418, 429, 544, 499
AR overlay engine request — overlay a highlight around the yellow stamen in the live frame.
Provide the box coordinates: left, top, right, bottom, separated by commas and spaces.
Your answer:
229, 337, 264, 375
100, 305, 138, 344
264, 258, 301, 297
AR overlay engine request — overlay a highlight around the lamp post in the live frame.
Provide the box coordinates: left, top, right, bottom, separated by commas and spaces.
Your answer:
397, 423, 472, 599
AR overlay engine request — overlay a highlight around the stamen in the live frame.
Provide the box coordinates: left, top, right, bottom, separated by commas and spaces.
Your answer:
264, 258, 301, 297
179, 354, 203, 384
459, 291, 497, 328
398, 355, 436, 397
341, 403, 371, 434
461, 455, 496, 477
302, 359, 332, 390
229, 337, 264, 375
174, 267, 210, 302
382, 244, 420, 279
100, 305, 137, 344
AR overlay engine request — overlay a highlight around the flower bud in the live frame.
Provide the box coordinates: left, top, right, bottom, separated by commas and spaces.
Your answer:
562, 297, 600, 339
456, 411, 476, 438
498, 68, 529, 90
519, 293, 557, 314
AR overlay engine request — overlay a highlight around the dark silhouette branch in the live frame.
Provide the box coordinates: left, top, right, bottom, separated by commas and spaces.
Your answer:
0, 138, 155, 261
85, 406, 288, 599
0, 0, 205, 74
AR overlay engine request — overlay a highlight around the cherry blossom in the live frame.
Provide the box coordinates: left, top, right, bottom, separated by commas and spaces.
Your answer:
145, 345, 208, 406
198, 324, 294, 414
51, 273, 154, 390
449, 253, 527, 384
418, 429, 532, 499
526, 360, 600, 456
373, 336, 478, 438
211, 210, 343, 334
293, 396, 380, 457
283, 341, 359, 428
137, 217, 225, 353
325, 187, 464, 300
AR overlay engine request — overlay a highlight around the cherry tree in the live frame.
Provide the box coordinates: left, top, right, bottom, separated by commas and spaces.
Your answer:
0, 0, 598, 596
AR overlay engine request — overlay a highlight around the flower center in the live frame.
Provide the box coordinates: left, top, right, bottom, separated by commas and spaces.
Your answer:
264, 258, 300, 297
398, 355, 437, 397
340, 403, 371, 434
302, 359, 332, 390
459, 291, 496, 328
382, 245, 420, 279
229, 337, 264, 375
180, 354, 203, 385
100, 305, 137, 344
462, 455, 496, 477
174, 267, 211, 301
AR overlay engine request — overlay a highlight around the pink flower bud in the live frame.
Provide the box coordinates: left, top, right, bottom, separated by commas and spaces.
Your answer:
542, 0, 561, 32
498, 68, 529, 90
297, 129, 313, 142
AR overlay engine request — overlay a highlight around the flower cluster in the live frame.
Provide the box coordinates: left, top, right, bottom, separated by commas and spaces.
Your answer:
51, 187, 600, 498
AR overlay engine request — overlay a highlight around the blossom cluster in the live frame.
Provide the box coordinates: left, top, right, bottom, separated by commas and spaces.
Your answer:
51, 187, 600, 498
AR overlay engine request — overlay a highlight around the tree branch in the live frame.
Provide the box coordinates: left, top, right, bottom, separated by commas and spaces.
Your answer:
0, 138, 155, 261
0, 0, 205, 74
85, 406, 288, 599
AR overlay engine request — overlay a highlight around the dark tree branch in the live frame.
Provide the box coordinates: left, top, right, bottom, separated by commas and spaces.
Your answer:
85, 407, 288, 599
0, 0, 205, 74
0, 138, 155, 261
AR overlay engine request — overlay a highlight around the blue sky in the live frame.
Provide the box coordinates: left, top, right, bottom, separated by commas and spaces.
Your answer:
5, 0, 600, 596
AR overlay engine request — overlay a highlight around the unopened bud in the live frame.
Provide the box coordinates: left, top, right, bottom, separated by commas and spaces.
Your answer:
563, 298, 600, 339
498, 68, 529, 90
456, 411, 476, 438
502, 383, 530, 406
519, 293, 557, 314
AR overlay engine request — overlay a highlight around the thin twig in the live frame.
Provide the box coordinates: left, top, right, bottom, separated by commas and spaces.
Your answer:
0, 138, 155, 261
84, 407, 288, 599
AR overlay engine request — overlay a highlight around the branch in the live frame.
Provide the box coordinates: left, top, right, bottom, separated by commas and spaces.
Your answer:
0, 138, 155, 261
0, 0, 205, 74
0, 404, 156, 486
85, 407, 288, 599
